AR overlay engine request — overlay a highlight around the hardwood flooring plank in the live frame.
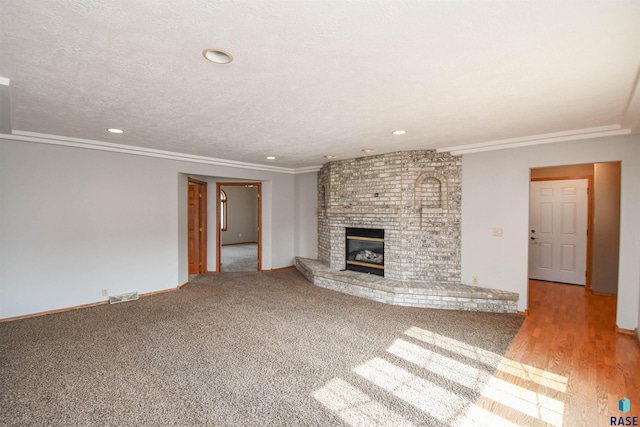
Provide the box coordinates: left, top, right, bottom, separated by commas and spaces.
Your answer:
471, 280, 640, 427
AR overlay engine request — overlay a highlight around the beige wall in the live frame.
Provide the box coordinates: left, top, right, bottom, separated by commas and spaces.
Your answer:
221, 185, 259, 245
591, 162, 621, 294
294, 172, 318, 259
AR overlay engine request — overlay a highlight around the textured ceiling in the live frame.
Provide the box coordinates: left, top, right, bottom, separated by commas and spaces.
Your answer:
1, 0, 639, 169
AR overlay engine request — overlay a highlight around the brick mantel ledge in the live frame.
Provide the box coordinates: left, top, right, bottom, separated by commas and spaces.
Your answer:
318, 207, 401, 216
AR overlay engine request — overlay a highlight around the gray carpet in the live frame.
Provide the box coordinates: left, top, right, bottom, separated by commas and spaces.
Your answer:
0, 269, 523, 426
220, 243, 258, 272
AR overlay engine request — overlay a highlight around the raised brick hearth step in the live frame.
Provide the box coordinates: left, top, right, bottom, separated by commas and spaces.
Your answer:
295, 257, 519, 313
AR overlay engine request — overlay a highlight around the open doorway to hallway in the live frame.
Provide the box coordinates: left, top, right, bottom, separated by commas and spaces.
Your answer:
527, 162, 621, 310
216, 182, 262, 272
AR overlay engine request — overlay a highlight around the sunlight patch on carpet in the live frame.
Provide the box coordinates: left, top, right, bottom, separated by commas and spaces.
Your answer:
313, 378, 415, 427
404, 326, 503, 367
354, 357, 468, 422
404, 327, 567, 427
314, 327, 567, 427
388, 338, 490, 390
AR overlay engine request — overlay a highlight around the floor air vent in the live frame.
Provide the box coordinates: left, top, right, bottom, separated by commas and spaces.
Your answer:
109, 292, 139, 304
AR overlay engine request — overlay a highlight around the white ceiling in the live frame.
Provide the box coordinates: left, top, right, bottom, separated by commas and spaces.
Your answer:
1, 1, 639, 169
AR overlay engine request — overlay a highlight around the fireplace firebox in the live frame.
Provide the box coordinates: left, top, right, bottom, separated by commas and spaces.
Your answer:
345, 228, 384, 276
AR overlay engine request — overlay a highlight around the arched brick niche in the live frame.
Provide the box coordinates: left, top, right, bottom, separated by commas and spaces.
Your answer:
414, 171, 448, 211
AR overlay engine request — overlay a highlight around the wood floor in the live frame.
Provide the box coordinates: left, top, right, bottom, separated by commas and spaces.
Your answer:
470, 280, 640, 427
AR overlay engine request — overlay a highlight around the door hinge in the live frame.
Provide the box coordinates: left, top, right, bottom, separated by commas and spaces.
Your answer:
199, 193, 202, 198
199, 227, 203, 232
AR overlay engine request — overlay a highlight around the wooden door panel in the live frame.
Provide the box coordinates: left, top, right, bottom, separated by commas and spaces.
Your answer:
188, 184, 200, 274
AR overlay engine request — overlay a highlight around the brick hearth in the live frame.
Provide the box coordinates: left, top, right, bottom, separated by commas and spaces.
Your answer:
296, 258, 518, 313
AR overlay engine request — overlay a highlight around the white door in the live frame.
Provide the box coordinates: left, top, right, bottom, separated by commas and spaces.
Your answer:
529, 179, 588, 285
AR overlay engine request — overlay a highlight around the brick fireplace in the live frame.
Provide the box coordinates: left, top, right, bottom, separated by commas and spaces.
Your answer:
296, 149, 519, 313
318, 150, 462, 283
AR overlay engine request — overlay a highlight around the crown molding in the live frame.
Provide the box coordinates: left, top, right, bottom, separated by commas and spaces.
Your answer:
293, 165, 322, 174
2, 130, 303, 174
437, 125, 632, 155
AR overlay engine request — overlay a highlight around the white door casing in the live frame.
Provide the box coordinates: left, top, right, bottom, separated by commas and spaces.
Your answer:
529, 179, 588, 285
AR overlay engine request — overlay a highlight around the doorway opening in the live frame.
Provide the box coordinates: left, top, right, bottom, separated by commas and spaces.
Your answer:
528, 162, 621, 314
529, 178, 590, 287
216, 182, 262, 272
188, 178, 207, 275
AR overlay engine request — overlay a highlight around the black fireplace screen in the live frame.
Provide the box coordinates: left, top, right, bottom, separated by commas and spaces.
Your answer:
345, 228, 384, 276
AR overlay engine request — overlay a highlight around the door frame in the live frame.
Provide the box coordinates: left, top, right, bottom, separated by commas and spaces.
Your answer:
529, 176, 592, 292
188, 178, 208, 274
216, 182, 262, 272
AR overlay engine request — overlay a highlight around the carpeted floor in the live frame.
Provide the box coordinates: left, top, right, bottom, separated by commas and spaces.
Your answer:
0, 269, 523, 426
220, 243, 258, 272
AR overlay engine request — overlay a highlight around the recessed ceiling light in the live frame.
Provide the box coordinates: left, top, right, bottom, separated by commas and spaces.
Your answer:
361, 148, 375, 154
392, 130, 407, 135
202, 48, 233, 64
107, 128, 124, 134
266, 156, 276, 160
324, 155, 336, 160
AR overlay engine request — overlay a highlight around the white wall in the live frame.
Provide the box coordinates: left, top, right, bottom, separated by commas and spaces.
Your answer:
0, 139, 300, 319
461, 134, 640, 329
294, 172, 318, 259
